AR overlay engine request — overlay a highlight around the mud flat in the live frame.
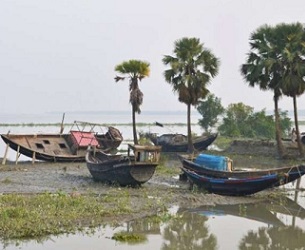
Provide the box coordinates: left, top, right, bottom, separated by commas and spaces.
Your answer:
0, 157, 277, 214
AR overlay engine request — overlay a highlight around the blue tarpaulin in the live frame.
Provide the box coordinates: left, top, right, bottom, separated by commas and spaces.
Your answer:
195, 154, 229, 171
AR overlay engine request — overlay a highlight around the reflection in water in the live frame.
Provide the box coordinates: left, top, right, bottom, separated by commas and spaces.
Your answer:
126, 216, 161, 235
240, 226, 305, 249
161, 211, 217, 250
189, 194, 305, 250
238, 194, 305, 249
188, 203, 285, 227
2, 191, 305, 250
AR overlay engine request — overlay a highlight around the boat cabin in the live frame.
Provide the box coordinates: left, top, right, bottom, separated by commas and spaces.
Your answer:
128, 144, 162, 163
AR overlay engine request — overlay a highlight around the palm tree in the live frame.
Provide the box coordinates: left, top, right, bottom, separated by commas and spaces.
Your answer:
274, 23, 305, 156
114, 59, 150, 145
241, 24, 286, 158
162, 37, 220, 153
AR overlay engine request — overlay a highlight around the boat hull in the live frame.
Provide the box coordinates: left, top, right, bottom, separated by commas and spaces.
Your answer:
1, 125, 123, 163
86, 161, 158, 186
148, 133, 217, 152
86, 145, 161, 187
180, 155, 305, 184
1, 134, 86, 162
182, 168, 301, 196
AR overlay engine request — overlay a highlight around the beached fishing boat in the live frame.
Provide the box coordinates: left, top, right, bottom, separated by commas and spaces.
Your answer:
179, 153, 305, 181
144, 132, 217, 152
181, 167, 305, 196
1, 121, 123, 163
86, 144, 162, 186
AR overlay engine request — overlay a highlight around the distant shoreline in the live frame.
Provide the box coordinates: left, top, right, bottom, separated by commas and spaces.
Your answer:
0, 122, 197, 127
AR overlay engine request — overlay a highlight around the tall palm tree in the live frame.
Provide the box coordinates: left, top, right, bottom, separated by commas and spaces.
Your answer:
275, 23, 305, 156
241, 24, 286, 158
115, 59, 150, 145
163, 37, 220, 153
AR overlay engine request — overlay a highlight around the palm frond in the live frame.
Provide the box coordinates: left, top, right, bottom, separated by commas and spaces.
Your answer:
114, 76, 125, 82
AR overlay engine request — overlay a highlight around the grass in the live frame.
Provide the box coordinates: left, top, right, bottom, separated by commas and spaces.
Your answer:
0, 192, 107, 239
0, 190, 135, 240
213, 136, 233, 150
0, 186, 173, 242
112, 231, 147, 244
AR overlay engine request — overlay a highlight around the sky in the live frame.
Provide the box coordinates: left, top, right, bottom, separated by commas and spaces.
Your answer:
1, 0, 305, 115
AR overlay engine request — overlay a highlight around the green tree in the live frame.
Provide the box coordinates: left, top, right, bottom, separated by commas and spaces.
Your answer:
218, 103, 254, 138
218, 103, 290, 139
275, 23, 305, 156
247, 110, 276, 138
241, 24, 286, 158
197, 93, 225, 133
163, 37, 220, 153
115, 59, 150, 144
279, 110, 292, 136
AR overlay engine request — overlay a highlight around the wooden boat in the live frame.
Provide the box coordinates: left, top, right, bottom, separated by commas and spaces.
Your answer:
1, 121, 123, 163
179, 153, 305, 181
95, 126, 123, 149
181, 167, 305, 196
85, 144, 162, 187
144, 133, 217, 152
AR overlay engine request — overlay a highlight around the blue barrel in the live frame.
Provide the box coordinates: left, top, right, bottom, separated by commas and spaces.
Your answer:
194, 154, 228, 171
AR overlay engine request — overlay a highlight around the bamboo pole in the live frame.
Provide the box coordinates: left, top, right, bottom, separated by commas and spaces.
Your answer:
32, 151, 36, 164
2, 143, 9, 165
15, 145, 20, 165
60, 112, 65, 134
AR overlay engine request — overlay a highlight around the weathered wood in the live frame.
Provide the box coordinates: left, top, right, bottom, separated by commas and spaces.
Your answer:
32, 151, 36, 164
2, 143, 9, 165
15, 145, 20, 165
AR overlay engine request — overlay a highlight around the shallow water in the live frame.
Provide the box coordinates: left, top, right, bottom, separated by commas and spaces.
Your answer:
2, 186, 305, 250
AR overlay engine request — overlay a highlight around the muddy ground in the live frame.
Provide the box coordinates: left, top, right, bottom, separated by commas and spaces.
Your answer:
0, 157, 280, 209
0, 140, 302, 223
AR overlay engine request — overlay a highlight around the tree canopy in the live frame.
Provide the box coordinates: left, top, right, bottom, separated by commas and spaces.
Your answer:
163, 37, 220, 153
115, 59, 150, 144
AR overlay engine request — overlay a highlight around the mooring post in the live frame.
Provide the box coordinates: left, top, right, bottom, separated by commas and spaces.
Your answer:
32, 151, 36, 164
2, 143, 9, 165
15, 145, 20, 165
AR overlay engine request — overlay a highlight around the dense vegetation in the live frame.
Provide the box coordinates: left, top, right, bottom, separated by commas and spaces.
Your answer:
196, 95, 291, 139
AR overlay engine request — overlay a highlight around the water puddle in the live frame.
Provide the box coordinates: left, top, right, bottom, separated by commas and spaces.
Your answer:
2, 190, 305, 250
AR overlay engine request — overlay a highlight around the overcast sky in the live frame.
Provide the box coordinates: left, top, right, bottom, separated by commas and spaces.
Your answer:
1, 0, 305, 115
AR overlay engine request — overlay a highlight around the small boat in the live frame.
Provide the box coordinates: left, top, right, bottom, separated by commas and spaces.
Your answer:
144, 133, 217, 152
85, 144, 162, 187
1, 121, 123, 163
95, 126, 123, 150
181, 167, 305, 196
179, 153, 305, 181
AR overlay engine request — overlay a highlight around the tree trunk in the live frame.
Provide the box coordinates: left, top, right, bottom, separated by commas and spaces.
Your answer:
274, 96, 285, 158
187, 104, 194, 154
132, 104, 138, 145
293, 96, 303, 156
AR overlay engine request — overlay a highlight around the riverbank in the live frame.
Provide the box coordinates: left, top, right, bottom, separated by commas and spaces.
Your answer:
0, 157, 268, 240
0, 140, 303, 241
